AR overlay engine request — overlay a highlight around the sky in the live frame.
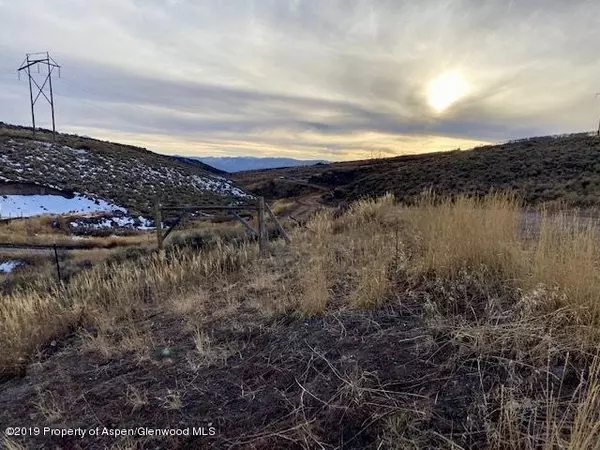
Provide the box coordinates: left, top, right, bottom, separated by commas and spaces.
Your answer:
1, 0, 600, 161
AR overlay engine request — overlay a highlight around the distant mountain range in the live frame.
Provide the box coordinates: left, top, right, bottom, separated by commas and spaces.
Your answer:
178, 156, 329, 173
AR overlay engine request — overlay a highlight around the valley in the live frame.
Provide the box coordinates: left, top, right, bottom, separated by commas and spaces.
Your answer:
233, 132, 600, 208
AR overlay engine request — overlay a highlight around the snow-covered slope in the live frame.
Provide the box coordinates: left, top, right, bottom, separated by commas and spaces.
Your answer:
0, 194, 125, 219
0, 126, 252, 215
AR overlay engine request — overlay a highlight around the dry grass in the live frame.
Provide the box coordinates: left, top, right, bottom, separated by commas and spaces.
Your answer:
292, 196, 398, 313
0, 241, 256, 375
158, 390, 182, 410
270, 198, 296, 215
409, 191, 524, 278
34, 390, 64, 422
401, 193, 600, 448
5, 192, 600, 448
408, 192, 600, 327
190, 330, 233, 368
297, 254, 329, 316
531, 211, 600, 320
491, 356, 600, 450
125, 386, 149, 412
0, 216, 154, 248
168, 289, 210, 316
2, 438, 27, 450
80, 320, 153, 360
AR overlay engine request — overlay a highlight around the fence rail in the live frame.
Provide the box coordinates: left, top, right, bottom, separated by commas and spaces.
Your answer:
0, 243, 64, 283
155, 196, 290, 256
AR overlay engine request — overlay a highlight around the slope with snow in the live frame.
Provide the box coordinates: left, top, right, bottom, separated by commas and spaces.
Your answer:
0, 133, 253, 215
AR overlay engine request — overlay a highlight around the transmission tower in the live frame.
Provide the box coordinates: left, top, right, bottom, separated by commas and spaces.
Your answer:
17, 52, 61, 140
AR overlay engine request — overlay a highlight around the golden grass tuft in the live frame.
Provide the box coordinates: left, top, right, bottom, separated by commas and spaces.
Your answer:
270, 198, 295, 216
344, 192, 396, 226
530, 211, 600, 320
410, 192, 524, 278
297, 255, 329, 317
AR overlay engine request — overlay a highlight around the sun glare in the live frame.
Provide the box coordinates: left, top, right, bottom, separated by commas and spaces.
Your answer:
427, 71, 468, 113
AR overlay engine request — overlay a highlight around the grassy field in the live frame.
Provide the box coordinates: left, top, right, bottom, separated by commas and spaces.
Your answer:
0, 214, 258, 295
2, 194, 600, 449
234, 132, 600, 208
0, 215, 155, 247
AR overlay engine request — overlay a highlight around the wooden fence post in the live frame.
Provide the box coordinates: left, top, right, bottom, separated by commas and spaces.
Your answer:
229, 210, 258, 236
53, 243, 62, 284
258, 196, 267, 258
265, 202, 291, 244
155, 201, 163, 250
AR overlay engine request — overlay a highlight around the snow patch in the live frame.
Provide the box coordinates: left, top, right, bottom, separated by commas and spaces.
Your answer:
0, 194, 126, 219
69, 214, 155, 231
0, 260, 23, 274
191, 175, 254, 199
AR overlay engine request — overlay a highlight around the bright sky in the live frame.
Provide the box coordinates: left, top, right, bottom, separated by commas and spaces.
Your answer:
1, 0, 600, 160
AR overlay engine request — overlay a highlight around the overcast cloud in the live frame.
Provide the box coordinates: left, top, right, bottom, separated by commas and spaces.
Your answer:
1, 0, 600, 160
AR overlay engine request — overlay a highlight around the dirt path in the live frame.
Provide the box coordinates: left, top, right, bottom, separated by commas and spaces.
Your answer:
279, 194, 329, 222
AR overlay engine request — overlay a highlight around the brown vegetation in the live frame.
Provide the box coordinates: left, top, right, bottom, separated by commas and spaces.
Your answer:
0, 215, 154, 248
234, 132, 600, 207
1, 194, 600, 449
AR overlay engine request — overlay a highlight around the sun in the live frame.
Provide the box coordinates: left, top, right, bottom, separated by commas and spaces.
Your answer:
427, 71, 468, 113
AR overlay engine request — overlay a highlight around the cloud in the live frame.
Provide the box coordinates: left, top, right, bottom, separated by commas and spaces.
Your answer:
1, 0, 600, 159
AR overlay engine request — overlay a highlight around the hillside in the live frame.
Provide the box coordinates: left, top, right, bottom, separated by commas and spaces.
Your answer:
0, 123, 250, 216
170, 156, 227, 176
191, 156, 329, 173
234, 133, 600, 206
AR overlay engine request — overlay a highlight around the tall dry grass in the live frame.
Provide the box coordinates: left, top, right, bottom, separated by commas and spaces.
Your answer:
0, 215, 154, 248
531, 211, 600, 320
0, 240, 256, 376
407, 192, 600, 326
293, 195, 398, 313
404, 192, 600, 448
409, 192, 524, 278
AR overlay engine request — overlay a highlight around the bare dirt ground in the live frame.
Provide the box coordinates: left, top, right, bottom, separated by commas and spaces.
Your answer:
280, 195, 329, 223
0, 296, 502, 450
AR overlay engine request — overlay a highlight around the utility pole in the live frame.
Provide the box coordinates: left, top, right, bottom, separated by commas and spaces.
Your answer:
17, 52, 61, 140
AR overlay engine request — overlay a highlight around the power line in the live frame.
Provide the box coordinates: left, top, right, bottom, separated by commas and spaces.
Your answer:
17, 52, 61, 140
